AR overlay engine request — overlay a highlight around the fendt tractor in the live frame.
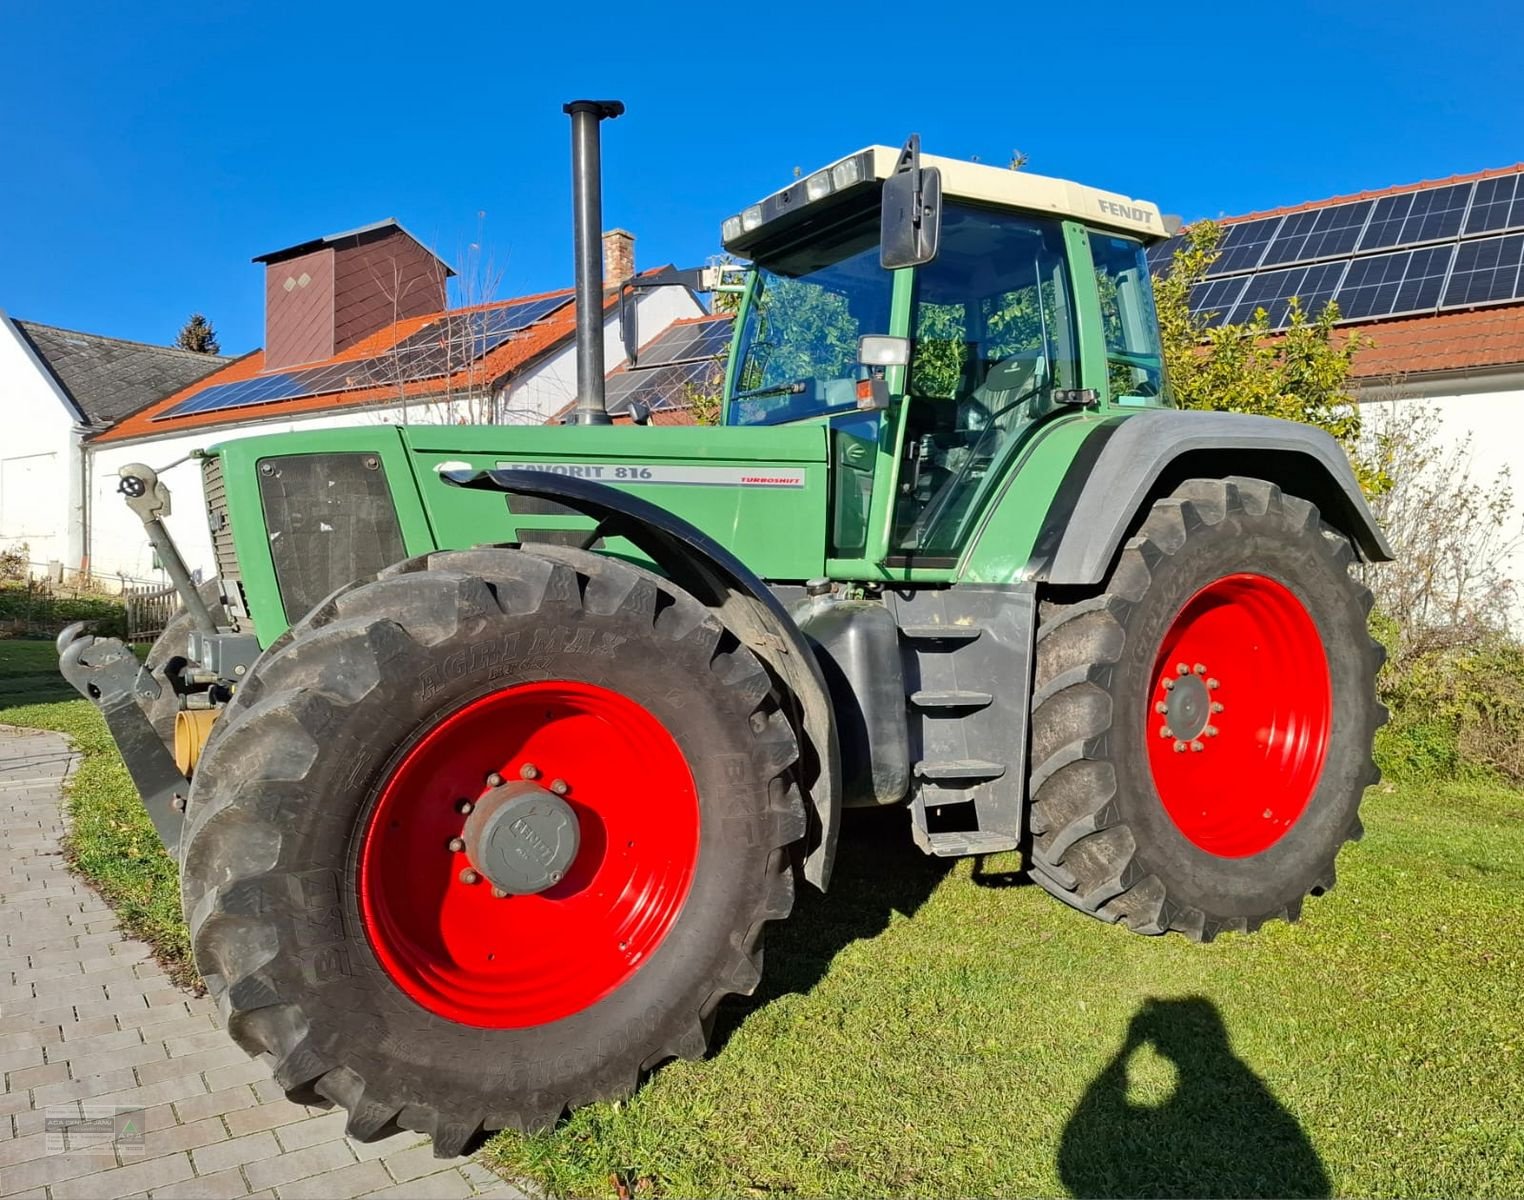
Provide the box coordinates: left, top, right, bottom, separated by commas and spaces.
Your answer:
59, 101, 1390, 1155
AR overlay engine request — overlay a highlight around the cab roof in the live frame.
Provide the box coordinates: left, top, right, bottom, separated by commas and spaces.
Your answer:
722, 144, 1167, 256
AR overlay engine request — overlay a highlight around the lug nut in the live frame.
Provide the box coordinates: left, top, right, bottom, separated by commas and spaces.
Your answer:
1194, 663, 1207, 675
520, 763, 540, 781
1173, 740, 1187, 753
171, 794, 187, 812
1207, 678, 1221, 690
1154, 701, 1168, 715
1204, 725, 1219, 738
491, 887, 508, 899
485, 772, 503, 788
1176, 663, 1190, 676
550, 778, 569, 796
459, 868, 480, 885
1159, 726, 1174, 738
447, 837, 465, 853
1163, 678, 1176, 691
457, 800, 474, 815
1211, 701, 1225, 714
1190, 741, 1204, 753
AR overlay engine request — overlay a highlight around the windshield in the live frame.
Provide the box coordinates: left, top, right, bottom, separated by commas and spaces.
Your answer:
727, 213, 892, 426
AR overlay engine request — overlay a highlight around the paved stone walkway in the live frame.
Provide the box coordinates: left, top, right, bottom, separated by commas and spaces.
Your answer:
0, 726, 529, 1200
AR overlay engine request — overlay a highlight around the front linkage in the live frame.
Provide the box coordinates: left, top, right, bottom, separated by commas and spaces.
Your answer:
57, 460, 256, 855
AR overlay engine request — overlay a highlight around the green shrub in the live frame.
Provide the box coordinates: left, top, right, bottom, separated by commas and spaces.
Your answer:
1375, 616, 1524, 784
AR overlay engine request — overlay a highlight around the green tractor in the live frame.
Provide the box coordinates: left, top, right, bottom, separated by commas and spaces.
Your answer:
59, 101, 1388, 1156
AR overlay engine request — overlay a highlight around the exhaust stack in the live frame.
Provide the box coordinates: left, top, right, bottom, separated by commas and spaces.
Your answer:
563, 99, 624, 425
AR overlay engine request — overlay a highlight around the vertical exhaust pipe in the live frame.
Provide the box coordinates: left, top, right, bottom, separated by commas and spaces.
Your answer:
563, 99, 624, 425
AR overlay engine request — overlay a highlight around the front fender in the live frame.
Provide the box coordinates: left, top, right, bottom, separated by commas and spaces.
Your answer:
444, 468, 842, 891
1036, 410, 1392, 586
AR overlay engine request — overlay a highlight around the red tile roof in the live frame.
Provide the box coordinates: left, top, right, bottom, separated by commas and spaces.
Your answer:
1222, 163, 1524, 225
1347, 306, 1524, 380
95, 274, 669, 445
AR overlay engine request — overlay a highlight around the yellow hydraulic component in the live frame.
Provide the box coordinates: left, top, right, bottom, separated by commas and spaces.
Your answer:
174, 708, 220, 775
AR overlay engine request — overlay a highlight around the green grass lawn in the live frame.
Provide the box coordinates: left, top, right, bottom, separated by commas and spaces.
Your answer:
3, 638, 1521, 1196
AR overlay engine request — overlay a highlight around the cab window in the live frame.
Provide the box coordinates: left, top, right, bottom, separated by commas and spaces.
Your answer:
892, 205, 1077, 559
1089, 232, 1167, 403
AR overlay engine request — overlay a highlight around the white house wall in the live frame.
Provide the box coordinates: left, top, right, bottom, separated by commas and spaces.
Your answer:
0, 317, 81, 572
1360, 382, 1524, 628
86, 292, 706, 582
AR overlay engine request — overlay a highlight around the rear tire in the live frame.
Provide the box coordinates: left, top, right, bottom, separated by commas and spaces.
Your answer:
1027, 477, 1384, 940
179, 547, 805, 1155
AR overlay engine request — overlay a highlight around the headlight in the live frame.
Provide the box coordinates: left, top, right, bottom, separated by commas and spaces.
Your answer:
832, 157, 864, 190
805, 170, 833, 202
721, 215, 743, 243
740, 205, 764, 232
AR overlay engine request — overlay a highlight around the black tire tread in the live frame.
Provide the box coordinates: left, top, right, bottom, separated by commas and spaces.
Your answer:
1027, 477, 1384, 942
181, 546, 805, 1153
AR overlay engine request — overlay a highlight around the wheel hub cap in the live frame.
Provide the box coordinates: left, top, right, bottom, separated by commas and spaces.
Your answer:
1145, 573, 1331, 858
461, 781, 581, 896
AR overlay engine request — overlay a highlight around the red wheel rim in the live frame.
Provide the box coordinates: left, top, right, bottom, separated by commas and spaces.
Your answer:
1145, 573, 1331, 857
358, 681, 699, 1027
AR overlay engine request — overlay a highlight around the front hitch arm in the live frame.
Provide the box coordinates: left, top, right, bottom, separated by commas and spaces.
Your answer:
57, 622, 188, 855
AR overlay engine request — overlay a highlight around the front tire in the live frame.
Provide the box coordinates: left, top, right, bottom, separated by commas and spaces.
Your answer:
179, 547, 805, 1154
1027, 477, 1384, 940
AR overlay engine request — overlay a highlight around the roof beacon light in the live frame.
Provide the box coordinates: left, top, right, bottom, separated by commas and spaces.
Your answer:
740, 205, 764, 233
831, 157, 863, 190
721, 215, 744, 243
805, 170, 834, 202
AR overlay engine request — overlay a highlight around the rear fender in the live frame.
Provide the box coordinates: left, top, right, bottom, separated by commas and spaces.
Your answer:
1034, 410, 1393, 585
444, 468, 842, 890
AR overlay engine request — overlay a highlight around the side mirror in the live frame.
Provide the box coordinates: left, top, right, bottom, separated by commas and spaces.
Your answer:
619, 286, 639, 365
880, 135, 942, 270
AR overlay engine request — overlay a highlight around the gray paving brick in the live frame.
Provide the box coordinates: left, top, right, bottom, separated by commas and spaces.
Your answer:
362, 1166, 474, 1199
204, 1057, 272, 1092
63, 1039, 169, 1079
0, 1026, 61, 1053
30, 1064, 139, 1105
161, 1026, 231, 1057
136, 1043, 246, 1086
62, 1015, 121, 1040
93, 1070, 210, 1110
347, 1129, 427, 1161
138, 1115, 228, 1160
243, 1138, 356, 1191
273, 1111, 349, 1152
0, 1131, 48, 1169
250, 1077, 287, 1104
277, 1158, 392, 1199
150, 1166, 253, 1199
0, 1147, 118, 1193
0, 1044, 44, 1073
191, 1130, 283, 1175
459, 1161, 504, 1190
225, 1100, 311, 1139
6, 1059, 68, 1089
173, 1084, 258, 1124
50, 1149, 197, 1200
43, 1026, 144, 1061
383, 1142, 471, 1182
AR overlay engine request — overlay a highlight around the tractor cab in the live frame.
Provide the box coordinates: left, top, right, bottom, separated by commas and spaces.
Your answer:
721, 142, 1172, 568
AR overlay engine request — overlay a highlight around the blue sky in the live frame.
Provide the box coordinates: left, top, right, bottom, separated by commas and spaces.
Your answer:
3, 0, 1521, 354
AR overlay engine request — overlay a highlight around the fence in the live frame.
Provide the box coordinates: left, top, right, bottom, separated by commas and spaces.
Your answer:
123, 583, 180, 643
0, 558, 178, 643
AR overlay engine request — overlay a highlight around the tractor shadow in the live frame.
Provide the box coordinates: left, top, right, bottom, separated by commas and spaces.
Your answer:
1058, 996, 1330, 1199
709, 806, 954, 1054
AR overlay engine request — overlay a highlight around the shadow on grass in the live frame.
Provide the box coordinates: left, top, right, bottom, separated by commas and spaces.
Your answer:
1059, 996, 1329, 1199
710, 806, 953, 1053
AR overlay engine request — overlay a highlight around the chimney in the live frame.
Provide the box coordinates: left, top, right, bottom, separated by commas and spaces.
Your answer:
602, 229, 635, 288
253, 221, 453, 372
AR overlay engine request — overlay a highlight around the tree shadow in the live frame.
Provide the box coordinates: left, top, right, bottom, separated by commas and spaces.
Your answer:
1058, 996, 1329, 1199
709, 806, 952, 1054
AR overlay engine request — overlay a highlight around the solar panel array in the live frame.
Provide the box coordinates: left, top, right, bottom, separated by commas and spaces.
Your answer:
156, 295, 572, 420
1147, 168, 1524, 329
604, 317, 733, 416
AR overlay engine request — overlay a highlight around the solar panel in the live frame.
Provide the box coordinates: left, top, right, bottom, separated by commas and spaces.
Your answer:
1187, 276, 1249, 327
156, 295, 574, 421
1464, 176, 1524, 236
1223, 261, 1347, 327
1442, 233, 1524, 307
1205, 217, 1283, 277
1259, 200, 1373, 267
1358, 183, 1472, 252
637, 319, 732, 367
1146, 235, 1185, 274
1331, 244, 1454, 321
604, 359, 727, 415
